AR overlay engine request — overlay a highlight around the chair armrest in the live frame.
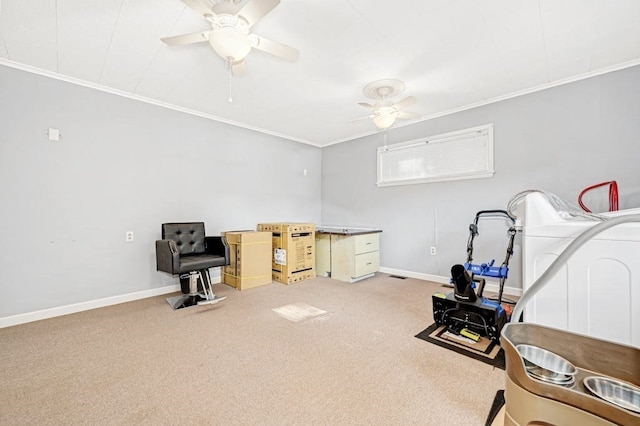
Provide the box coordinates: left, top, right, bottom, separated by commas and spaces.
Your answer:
156, 239, 180, 274
205, 236, 230, 265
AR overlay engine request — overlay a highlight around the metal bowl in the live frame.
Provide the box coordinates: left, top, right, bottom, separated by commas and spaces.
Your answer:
527, 365, 575, 386
583, 376, 640, 414
516, 344, 577, 376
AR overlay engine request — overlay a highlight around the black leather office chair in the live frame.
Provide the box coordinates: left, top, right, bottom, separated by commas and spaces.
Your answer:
156, 222, 230, 309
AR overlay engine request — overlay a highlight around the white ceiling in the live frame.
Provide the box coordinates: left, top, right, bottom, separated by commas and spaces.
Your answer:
1, 0, 639, 147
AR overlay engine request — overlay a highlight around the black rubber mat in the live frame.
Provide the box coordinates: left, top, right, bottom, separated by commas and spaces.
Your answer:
415, 323, 505, 370
484, 390, 505, 426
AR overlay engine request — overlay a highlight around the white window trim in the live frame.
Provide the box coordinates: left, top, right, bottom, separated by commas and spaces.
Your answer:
376, 124, 495, 187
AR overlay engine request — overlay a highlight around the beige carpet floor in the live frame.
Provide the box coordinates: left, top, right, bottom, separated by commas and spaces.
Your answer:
0, 274, 505, 425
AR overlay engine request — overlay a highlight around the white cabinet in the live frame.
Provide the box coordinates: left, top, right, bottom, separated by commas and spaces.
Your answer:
316, 228, 381, 283
316, 233, 332, 277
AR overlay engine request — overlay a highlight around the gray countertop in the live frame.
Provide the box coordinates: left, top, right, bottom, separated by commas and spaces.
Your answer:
316, 226, 382, 236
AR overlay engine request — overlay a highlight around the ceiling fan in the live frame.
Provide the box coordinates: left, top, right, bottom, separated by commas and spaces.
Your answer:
351, 79, 420, 130
161, 0, 299, 76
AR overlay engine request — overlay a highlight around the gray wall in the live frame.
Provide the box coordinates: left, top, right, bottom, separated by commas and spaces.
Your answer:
2, 64, 639, 318
0, 66, 321, 317
321, 65, 640, 290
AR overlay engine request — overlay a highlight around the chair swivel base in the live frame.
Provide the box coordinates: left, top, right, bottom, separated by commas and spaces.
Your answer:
166, 293, 227, 310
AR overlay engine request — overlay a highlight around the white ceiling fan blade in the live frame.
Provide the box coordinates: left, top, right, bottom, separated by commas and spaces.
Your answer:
181, 0, 213, 16
237, 0, 280, 28
231, 59, 248, 77
358, 102, 376, 109
397, 111, 420, 119
251, 35, 299, 61
392, 96, 416, 110
347, 115, 374, 123
161, 31, 210, 46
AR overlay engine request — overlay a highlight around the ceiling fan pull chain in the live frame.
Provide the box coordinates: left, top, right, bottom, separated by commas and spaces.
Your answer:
227, 58, 234, 103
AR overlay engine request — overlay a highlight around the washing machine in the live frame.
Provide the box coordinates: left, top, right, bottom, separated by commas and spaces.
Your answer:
519, 192, 640, 348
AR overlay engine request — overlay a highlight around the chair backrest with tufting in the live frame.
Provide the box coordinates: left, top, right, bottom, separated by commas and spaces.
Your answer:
161, 222, 206, 256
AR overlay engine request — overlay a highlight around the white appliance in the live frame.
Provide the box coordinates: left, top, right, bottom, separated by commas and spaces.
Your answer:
520, 192, 640, 348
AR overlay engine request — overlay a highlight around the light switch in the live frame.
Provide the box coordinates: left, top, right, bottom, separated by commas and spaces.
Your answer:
48, 128, 60, 141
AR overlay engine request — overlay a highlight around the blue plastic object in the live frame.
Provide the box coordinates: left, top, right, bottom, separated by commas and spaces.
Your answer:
480, 297, 505, 316
464, 260, 509, 279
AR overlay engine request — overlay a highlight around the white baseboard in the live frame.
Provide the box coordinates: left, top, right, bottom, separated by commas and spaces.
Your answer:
0, 276, 226, 328
379, 267, 449, 284
379, 266, 523, 298
0, 284, 183, 329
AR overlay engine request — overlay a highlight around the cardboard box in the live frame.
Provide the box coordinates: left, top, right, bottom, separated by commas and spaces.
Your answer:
257, 223, 316, 284
257, 223, 316, 233
221, 231, 273, 290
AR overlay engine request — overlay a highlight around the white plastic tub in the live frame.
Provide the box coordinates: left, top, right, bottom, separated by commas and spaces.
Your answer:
520, 192, 640, 348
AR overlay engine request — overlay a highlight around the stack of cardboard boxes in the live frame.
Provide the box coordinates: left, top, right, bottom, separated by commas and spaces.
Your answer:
257, 223, 316, 284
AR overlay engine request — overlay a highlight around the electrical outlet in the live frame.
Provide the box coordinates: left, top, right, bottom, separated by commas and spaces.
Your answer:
430, 246, 437, 255
126, 231, 134, 242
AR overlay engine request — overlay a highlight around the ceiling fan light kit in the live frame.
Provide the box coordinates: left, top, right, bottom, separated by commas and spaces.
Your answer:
372, 107, 400, 130
209, 26, 252, 61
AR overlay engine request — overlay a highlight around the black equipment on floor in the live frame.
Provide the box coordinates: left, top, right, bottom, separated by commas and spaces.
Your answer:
432, 210, 517, 342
